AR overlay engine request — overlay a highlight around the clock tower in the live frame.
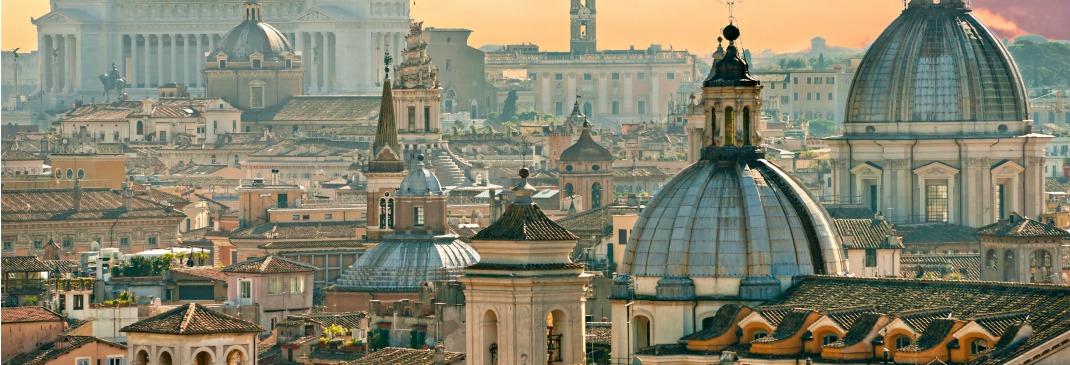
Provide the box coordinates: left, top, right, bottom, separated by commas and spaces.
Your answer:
570, 0, 597, 54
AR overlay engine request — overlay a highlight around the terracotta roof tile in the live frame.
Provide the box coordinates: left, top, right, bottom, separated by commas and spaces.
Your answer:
171, 266, 227, 282
1, 256, 53, 272
826, 312, 883, 348
681, 304, 744, 341
834, 219, 901, 249
823, 204, 878, 219
586, 322, 612, 345
243, 96, 380, 122
1, 149, 42, 161
472, 203, 578, 241
901, 254, 980, 280
1, 188, 185, 222
5, 336, 126, 365
230, 221, 361, 240
222, 255, 317, 274
1, 306, 64, 323
976, 215, 1070, 238
121, 303, 262, 335
896, 223, 978, 245
347, 347, 465, 365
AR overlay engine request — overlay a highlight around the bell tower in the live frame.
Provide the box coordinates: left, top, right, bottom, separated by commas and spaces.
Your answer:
570, 0, 597, 54
700, 23, 763, 152
366, 53, 407, 241
463, 169, 591, 365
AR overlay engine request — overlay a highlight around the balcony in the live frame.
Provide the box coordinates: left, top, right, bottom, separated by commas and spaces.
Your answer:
3, 279, 46, 294
54, 278, 95, 292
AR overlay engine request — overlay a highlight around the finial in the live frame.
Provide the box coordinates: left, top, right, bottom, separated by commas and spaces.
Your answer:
723, 24, 740, 42
384, 49, 393, 77
519, 167, 530, 179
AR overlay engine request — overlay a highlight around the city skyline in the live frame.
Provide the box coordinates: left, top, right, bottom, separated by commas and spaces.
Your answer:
3, 0, 1068, 56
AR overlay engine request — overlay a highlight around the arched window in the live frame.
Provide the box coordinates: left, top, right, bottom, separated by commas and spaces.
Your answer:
822, 333, 839, 346
895, 335, 912, 350
546, 310, 566, 362
483, 311, 498, 365
633, 315, 651, 350
1031, 250, 1054, 283
158, 352, 173, 365
985, 249, 998, 270
724, 107, 735, 146
970, 338, 989, 356
387, 198, 395, 229
564, 183, 575, 197
136, 120, 144, 135
1004, 250, 1017, 282
742, 107, 752, 145
226, 349, 244, 365
701, 317, 715, 330
194, 351, 212, 365
379, 198, 388, 229
583, 102, 593, 117
710, 107, 718, 144
591, 182, 603, 209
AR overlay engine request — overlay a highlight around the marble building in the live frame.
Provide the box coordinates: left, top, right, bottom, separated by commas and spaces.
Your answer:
826, 0, 1049, 228
32, 0, 410, 105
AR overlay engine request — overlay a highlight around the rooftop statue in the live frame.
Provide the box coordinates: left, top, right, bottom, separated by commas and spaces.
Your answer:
98, 61, 127, 101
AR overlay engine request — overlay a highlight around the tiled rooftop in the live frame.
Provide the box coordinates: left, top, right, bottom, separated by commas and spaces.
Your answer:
222, 255, 318, 274
1, 256, 53, 272
5, 336, 126, 365
976, 214, 1070, 238
1, 188, 185, 222
1, 306, 64, 323
346, 347, 465, 365
230, 221, 361, 240
472, 203, 578, 241
121, 303, 262, 335
834, 218, 901, 249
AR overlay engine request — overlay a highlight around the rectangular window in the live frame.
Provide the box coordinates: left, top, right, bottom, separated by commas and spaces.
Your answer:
251, 86, 265, 108
414, 206, 425, 226
828, 93, 833, 100
293, 215, 301, 221
424, 106, 432, 132
107, 358, 124, 365
119, 237, 130, 246
637, 101, 646, 115
408, 106, 417, 131
793, 77, 798, 84
793, 93, 799, 101
636, 73, 645, 80
285, 59, 293, 68
612, 101, 620, 115
926, 183, 949, 222
239, 280, 251, 299
302, 214, 310, 220
666, 72, 675, 80
865, 249, 877, 267
33, 240, 43, 249
554, 73, 563, 81
74, 295, 84, 310
770, 83, 775, 90
827, 77, 835, 84
76, 359, 90, 365
816, 93, 821, 101
618, 229, 628, 245
815, 77, 822, 85
325, 214, 333, 220
781, 96, 789, 104
583, 73, 592, 80
996, 184, 1006, 220
530, 73, 537, 81
268, 277, 283, 295
555, 101, 564, 116
147, 237, 158, 247
290, 277, 304, 294
612, 72, 620, 80
219, 60, 227, 69
252, 59, 262, 69
63, 238, 73, 249
807, 93, 812, 100
2, 241, 12, 251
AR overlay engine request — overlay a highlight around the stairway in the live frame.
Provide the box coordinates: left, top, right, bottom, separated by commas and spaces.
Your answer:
431, 149, 469, 187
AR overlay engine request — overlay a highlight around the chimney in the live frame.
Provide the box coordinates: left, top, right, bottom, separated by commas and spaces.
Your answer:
432, 343, 446, 362
142, 98, 155, 115
122, 181, 132, 210
72, 179, 82, 212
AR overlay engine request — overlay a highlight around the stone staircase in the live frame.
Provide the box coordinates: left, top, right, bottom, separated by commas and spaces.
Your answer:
431, 149, 469, 187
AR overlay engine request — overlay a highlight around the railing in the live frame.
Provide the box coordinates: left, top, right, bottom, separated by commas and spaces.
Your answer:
53, 278, 95, 292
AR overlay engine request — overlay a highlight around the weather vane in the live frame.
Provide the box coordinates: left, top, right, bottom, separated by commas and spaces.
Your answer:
719, 0, 743, 23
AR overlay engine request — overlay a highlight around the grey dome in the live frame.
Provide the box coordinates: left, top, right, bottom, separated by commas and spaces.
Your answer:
210, 19, 293, 62
398, 163, 444, 196
560, 127, 614, 162
335, 236, 479, 292
622, 158, 845, 280
845, 1, 1028, 124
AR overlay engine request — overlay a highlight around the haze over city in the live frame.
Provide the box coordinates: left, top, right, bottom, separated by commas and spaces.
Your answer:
4, 0, 1069, 55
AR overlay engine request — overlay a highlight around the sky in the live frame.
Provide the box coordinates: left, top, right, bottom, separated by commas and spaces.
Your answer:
3, 0, 1068, 55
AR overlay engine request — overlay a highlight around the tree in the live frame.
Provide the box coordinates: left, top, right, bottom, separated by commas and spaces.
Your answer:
500, 90, 519, 121
812, 53, 828, 70
1008, 40, 1070, 88
808, 118, 838, 138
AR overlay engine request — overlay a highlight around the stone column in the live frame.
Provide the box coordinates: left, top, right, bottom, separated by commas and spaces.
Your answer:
598, 72, 608, 114
68, 34, 77, 92
324, 32, 332, 92
312, 32, 321, 93
182, 34, 189, 87
56, 35, 66, 93
157, 34, 165, 88
41, 35, 51, 93
170, 34, 177, 85
624, 71, 635, 115
143, 34, 151, 88
130, 35, 138, 88
650, 70, 660, 116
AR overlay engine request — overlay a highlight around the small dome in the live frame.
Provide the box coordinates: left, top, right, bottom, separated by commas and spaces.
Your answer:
621, 156, 845, 298
334, 237, 480, 292
559, 124, 614, 162
398, 162, 444, 195
210, 3, 293, 62
845, 1, 1028, 123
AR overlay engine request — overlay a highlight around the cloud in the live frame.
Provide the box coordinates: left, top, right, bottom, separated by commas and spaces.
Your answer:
972, 0, 1070, 40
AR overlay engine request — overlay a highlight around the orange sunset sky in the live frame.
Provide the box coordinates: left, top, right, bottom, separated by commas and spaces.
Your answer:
2, 0, 1064, 56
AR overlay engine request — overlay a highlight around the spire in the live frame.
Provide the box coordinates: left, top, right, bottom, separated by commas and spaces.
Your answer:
369, 52, 404, 173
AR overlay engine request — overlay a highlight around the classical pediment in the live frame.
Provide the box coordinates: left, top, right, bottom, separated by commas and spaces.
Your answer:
294, 8, 336, 21
850, 161, 883, 176
32, 11, 79, 26
991, 160, 1025, 176
913, 161, 959, 177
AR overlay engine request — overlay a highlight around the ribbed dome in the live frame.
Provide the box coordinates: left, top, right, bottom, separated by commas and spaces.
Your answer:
622, 157, 845, 285
845, 1, 1028, 124
210, 4, 293, 62
335, 237, 480, 292
398, 163, 444, 196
